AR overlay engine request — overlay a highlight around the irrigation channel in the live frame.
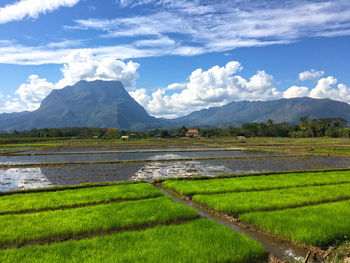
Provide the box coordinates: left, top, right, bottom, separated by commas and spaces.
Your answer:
155, 185, 320, 263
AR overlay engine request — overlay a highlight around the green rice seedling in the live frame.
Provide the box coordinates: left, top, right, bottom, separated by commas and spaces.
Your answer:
0, 183, 163, 214
0, 196, 199, 247
240, 200, 350, 248
193, 183, 350, 215
315, 149, 350, 154
162, 170, 350, 195
0, 219, 265, 263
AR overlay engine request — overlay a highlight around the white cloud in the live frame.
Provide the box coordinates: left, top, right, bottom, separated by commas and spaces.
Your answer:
0, 1, 348, 66
283, 86, 310, 99
309, 76, 350, 102
299, 69, 325, 81
130, 61, 282, 118
15, 75, 55, 111
56, 49, 140, 89
283, 76, 350, 103
0, 0, 79, 24
4, 99, 27, 113
70, 0, 350, 55
3, 50, 140, 112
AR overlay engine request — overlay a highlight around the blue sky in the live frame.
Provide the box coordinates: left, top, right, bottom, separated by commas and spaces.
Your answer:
0, 0, 349, 118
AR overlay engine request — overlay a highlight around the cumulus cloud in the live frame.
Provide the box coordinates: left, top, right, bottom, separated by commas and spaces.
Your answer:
283, 76, 350, 103
309, 76, 350, 102
0, 0, 79, 24
4, 50, 140, 112
283, 86, 310, 99
130, 61, 281, 118
15, 75, 55, 111
299, 69, 325, 81
56, 49, 139, 89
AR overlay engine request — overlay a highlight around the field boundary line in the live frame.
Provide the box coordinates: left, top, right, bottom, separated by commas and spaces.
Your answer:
0, 180, 144, 196
183, 181, 350, 196
154, 168, 350, 183
200, 196, 350, 216
1, 148, 246, 156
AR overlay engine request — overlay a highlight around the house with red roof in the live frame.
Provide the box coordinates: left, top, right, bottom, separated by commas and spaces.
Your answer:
186, 129, 199, 137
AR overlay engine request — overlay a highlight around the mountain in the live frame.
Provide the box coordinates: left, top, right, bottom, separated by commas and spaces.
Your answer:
0, 80, 165, 131
172, 97, 350, 127
1, 80, 350, 132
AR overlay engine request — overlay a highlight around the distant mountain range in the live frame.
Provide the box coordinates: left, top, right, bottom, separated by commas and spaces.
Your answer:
172, 97, 350, 127
0, 80, 350, 131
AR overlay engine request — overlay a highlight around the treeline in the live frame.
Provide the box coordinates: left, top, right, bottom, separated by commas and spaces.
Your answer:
0, 117, 349, 141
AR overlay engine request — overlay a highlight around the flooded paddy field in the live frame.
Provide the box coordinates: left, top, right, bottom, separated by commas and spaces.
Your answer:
1, 154, 350, 191
0, 149, 280, 165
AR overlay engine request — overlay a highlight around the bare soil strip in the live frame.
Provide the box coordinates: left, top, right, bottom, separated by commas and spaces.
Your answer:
1, 148, 245, 156
0, 180, 142, 196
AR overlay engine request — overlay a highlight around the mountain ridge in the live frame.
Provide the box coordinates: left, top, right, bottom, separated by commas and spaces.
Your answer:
171, 97, 350, 127
1, 80, 350, 131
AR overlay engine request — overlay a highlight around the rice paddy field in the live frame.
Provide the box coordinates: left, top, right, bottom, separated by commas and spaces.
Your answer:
1, 137, 350, 262
0, 182, 265, 263
163, 169, 350, 252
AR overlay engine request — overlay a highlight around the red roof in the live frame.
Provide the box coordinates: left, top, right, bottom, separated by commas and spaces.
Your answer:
187, 129, 199, 133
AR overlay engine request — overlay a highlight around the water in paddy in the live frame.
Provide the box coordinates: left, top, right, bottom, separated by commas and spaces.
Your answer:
22, 147, 241, 154
1, 155, 349, 191
0, 150, 277, 165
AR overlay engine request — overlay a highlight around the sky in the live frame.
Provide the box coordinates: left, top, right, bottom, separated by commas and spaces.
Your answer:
0, 0, 349, 118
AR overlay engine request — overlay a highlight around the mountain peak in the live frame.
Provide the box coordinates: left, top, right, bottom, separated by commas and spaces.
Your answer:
0, 80, 161, 131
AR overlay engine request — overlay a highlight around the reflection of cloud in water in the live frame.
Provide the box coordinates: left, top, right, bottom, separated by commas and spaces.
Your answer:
148, 154, 189, 160
0, 168, 52, 191
132, 160, 231, 181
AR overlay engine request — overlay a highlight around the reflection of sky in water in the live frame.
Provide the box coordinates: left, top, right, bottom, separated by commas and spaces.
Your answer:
0, 150, 277, 165
1, 155, 350, 191
133, 159, 233, 181
0, 168, 52, 191
24, 147, 242, 154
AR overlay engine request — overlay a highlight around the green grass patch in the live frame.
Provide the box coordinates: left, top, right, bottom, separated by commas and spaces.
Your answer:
240, 200, 350, 248
0, 196, 199, 247
0, 219, 265, 263
162, 170, 350, 195
0, 183, 163, 214
193, 183, 350, 215
315, 149, 350, 154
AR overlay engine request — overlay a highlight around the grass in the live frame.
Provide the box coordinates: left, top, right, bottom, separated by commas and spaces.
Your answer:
326, 241, 350, 263
192, 183, 350, 215
162, 170, 350, 195
240, 199, 350, 248
0, 183, 163, 214
0, 219, 265, 263
315, 149, 350, 154
0, 196, 199, 247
